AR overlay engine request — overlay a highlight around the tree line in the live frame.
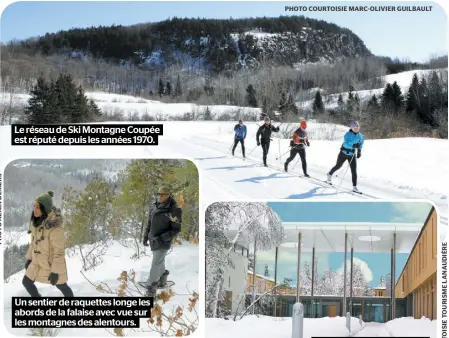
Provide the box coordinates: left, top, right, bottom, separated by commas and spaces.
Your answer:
8, 16, 370, 66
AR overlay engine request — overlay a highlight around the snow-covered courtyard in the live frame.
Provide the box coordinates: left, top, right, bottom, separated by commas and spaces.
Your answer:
205, 315, 436, 338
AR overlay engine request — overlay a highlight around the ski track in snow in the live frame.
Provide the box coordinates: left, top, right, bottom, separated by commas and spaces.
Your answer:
145, 134, 448, 232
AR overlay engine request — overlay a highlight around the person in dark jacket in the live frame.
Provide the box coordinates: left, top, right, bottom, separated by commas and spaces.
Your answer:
284, 120, 310, 177
326, 121, 365, 192
256, 116, 280, 166
143, 186, 182, 297
232, 120, 247, 158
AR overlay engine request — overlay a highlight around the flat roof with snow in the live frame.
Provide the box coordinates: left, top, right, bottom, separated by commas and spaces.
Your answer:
231, 222, 422, 254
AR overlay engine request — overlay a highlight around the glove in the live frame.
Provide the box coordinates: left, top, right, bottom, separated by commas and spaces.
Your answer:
48, 272, 58, 285
257, 141, 260, 146
306, 141, 310, 147
150, 237, 161, 246
357, 151, 361, 158
143, 237, 149, 246
25, 260, 31, 270
353, 143, 360, 149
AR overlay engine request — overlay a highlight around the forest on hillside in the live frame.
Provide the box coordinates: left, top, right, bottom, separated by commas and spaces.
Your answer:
6, 16, 370, 64
4, 159, 199, 280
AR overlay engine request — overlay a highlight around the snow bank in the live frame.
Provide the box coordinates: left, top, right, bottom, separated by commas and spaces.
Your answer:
386, 317, 437, 338
205, 315, 362, 338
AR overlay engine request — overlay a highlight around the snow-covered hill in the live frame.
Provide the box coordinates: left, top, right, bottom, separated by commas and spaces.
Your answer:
299, 68, 447, 111
3, 240, 199, 336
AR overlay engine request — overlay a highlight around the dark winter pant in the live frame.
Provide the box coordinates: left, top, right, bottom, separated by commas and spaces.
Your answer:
232, 138, 245, 156
285, 147, 307, 175
329, 151, 358, 186
22, 275, 74, 297
261, 141, 270, 165
146, 249, 169, 288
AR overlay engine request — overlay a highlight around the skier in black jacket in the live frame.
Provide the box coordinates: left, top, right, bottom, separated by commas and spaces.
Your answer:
143, 186, 182, 297
256, 117, 280, 166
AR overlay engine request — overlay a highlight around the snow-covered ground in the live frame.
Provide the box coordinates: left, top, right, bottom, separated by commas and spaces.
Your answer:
205, 315, 436, 338
1, 120, 447, 238
3, 240, 199, 336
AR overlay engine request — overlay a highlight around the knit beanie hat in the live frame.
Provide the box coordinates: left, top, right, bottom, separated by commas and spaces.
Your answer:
350, 121, 360, 128
36, 191, 54, 214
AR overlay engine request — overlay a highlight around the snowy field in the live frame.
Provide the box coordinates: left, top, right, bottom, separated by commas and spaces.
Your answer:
1, 120, 447, 239
205, 315, 436, 338
3, 240, 199, 336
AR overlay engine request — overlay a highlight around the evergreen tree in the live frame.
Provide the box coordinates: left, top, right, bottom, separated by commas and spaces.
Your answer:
429, 71, 443, 111
381, 83, 395, 113
337, 94, 344, 113
245, 84, 258, 107
174, 75, 183, 97
312, 90, 324, 115
204, 106, 213, 120
166, 81, 172, 96
24, 77, 52, 124
261, 96, 269, 118
264, 264, 270, 277
406, 73, 420, 112
278, 92, 288, 116
391, 81, 404, 112
286, 94, 299, 116
367, 94, 379, 112
346, 86, 355, 113
158, 78, 164, 97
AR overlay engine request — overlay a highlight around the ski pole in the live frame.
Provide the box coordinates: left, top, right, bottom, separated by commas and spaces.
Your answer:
336, 150, 357, 192
246, 144, 258, 157
227, 140, 235, 155
292, 156, 301, 171
276, 144, 301, 160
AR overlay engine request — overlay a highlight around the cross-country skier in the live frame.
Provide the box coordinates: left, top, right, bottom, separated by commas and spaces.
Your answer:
256, 116, 280, 166
326, 121, 364, 193
232, 119, 247, 158
284, 120, 310, 177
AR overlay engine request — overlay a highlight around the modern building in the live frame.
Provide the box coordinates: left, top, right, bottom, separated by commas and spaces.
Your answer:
220, 243, 249, 315
229, 206, 437, 323
395, 206, 437, 320
247, 271, 275, 293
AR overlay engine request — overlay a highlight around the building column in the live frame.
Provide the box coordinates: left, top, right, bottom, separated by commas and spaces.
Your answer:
390, 248, 393, 320
343, 232, 348, 316
350, 247, 354, 316
392, 232, 396, 319
312, 246, 316, 317
252, 236, 257, 314
274, 246, 278, 317
296, 232, 302, 303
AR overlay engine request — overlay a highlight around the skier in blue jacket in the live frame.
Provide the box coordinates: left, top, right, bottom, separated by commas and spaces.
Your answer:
326, 121, 364, 192
232, 120, 247, 158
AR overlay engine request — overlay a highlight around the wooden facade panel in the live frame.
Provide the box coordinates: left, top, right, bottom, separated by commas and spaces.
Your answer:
395, 208, 437, 299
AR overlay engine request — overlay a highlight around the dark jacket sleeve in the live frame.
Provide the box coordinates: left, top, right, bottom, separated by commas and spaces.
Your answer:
271, 125, 280, 132
256, 126, 262, 142
143, 205, 152, 240
159, 206, 182, 243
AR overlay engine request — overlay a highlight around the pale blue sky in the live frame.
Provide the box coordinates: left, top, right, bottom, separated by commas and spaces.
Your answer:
1, 1, 447, 62
254, 201, 432, 287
